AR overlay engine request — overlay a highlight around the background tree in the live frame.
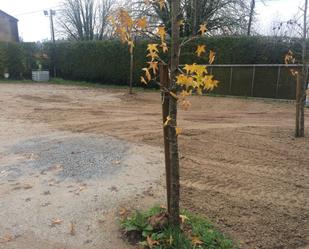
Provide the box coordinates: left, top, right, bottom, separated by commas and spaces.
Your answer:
57, 0, 115, 40
129, 0, 249, 36
284, 0, 308, 137
247, 0, 274, 36
247, 0, 255, 36
110, 8, 148, 94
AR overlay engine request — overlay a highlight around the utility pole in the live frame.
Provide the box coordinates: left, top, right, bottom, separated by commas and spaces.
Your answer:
44, 9, 56, 77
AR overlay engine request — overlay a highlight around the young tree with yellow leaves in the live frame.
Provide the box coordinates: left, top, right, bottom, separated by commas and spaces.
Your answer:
112, 0, 218, 227
110, 9, 147, 94
284, 0, 308, 138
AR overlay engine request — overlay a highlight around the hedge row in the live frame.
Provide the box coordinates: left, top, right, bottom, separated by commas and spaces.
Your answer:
0, 37, 303, 99
0, 42, 38, 79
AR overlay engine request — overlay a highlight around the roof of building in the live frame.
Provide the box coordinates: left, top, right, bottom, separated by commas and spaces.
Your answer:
0, 10, 18, 22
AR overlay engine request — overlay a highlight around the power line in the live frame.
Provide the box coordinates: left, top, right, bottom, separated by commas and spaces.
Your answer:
15, 5, 62, 17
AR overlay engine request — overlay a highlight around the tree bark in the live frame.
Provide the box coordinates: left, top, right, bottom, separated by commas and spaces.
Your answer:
169, 0, 181, 227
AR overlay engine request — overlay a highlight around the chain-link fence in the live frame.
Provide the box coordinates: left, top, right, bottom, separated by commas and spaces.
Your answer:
200, 64, 306, 100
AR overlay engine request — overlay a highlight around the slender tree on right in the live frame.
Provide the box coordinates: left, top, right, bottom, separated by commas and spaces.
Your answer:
285, 0, 308, 137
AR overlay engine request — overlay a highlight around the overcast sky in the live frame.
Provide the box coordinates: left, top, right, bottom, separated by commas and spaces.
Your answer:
0, 0, 304, 42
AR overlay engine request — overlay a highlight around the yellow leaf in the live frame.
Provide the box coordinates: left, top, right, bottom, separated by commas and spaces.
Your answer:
157, 0, 166, 10
192, 236, 203, 246
0, 234, 13, 243
195, 45, 206, 57
209, 50, 216, 64
148, 61, 159, 74
119, 207, 127, 216
203, 75, 219, 91
141, 76, 148, 85
183, 64, 195, 74
176, 127, 183, 136
157, 25, 166, 41
143, 68, 152, 81
169, 91, 179, 100
160, 42, 168, 53
164, 116, 172, 127
136, 16, 147, 30
147, 51, 159, 61
69, 221, 76, 236
199, 24, 207, 35
179, 214, 189, 223
51, 218, 63, 226
181, 99, 191, 110
176, 74, 189, 85
147, 235, 160, 248
180, 90, 191, 98
147, 44, 159, 52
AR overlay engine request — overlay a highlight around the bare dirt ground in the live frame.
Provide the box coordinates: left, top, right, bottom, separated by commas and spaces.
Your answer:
0, 83, 308, 249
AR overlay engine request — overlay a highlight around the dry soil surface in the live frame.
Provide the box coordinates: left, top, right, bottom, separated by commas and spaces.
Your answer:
0, 83, 308, 249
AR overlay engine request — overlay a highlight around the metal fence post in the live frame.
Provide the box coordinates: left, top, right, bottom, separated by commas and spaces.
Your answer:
251, 66, 256, 97
275, 66, 281, 99
229, 66, 233, 94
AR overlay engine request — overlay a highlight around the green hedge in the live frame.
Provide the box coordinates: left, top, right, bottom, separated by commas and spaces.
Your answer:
0, 37, 303, 99
0, 42, 37, 79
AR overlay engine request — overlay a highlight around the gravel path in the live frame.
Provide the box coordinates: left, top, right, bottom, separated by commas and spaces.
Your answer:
0, 103, 165, 249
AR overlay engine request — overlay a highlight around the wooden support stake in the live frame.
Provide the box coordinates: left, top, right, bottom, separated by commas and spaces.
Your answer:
159, 63, 171, 213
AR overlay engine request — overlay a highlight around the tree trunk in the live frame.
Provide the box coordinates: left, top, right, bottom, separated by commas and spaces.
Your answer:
300, 0, 308, 137
247, 0, 255, 36
169, 0, 181, 227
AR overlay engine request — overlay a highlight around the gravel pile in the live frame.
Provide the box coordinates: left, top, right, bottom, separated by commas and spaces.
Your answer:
9, 134, 129, 180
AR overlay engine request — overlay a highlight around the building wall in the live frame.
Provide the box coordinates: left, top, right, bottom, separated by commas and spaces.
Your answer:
0, 14, 19, 42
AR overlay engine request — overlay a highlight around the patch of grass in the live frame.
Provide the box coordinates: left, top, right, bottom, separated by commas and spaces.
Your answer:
0, 79, 33, 84
50, 77, 128, 89
121, 206, 236, 249
0, 77, 159, 92
51, 78, 159, 92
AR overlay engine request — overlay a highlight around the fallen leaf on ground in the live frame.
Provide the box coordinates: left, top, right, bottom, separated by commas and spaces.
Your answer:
179, 214, 189, 224
119, 207, 127, 216
69, 221, 76, 236
147, 236, 159, 248
0, 234, 13, 243
192, 236, 203, 246
51, 218, 63, 226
